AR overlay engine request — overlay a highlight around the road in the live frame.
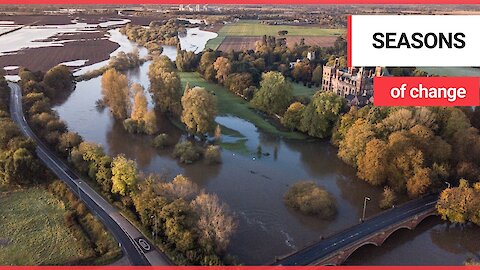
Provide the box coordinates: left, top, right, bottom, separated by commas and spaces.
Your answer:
274, 193, 438, 265
8, 82, 172, 266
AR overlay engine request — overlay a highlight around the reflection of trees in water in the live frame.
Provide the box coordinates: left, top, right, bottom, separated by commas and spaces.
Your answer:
430, 222, 480, 257
106, 121, 156, 168
181, 160, 221, 187
285, 139, 352, 178
105, 114, 220, 186
125, 65, 142, 81
335, 174, 383, 218
50, 84, 76, 106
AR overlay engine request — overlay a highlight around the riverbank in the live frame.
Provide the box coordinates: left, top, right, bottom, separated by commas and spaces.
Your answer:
178, 72, 307, 140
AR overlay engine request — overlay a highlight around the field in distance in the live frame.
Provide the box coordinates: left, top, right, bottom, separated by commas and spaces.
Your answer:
206, 20, 345, 50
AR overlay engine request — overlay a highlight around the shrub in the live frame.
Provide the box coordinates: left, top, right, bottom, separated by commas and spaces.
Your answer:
152, 133, 170, 149
123, 118, 142, 134
173, 141, 201, 164
205, 145, 221, 164
380, 186, 397, 209
284, 181, 337, 218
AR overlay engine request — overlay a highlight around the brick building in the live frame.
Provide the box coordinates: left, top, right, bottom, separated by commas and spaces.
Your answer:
321, 58, 383, 106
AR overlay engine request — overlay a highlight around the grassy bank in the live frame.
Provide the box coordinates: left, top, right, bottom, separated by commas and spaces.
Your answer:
178, 72, 306, 140
0, 188, 94, 265
292, 81, 319, 97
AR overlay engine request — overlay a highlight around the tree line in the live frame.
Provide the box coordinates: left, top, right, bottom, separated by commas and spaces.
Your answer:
0, 69, 121, 264
19, 66, 236, 265
120, 20, 182, 55
100, 55, 220, 164
175, 35, 347, 100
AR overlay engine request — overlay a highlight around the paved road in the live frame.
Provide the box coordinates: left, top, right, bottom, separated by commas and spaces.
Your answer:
8, 82, 172, 266
274, 193, 438, 265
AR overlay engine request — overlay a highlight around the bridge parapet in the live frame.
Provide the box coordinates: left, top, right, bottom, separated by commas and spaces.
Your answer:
312, 208, 437, 265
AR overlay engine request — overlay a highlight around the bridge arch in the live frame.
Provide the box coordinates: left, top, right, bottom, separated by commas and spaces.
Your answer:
341, 212, 438, 264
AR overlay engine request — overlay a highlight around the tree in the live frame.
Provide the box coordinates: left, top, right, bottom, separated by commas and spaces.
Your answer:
191, 193, 236, 253
284, 181, 337, 218
148, 56, 182, 115
43, 65, 73, 98
58, 131, 82, 155
198, 51, 217, 75
131, 83, 147, 121
181, 86, 217, 136
159, 199, 196, 252
111, 155, 137, 196
436, 179, 472, 224
406, 167, 432, 198
357, 139, 388, 186
205, 145, 221, 164
312, 65, 323, 86
338, 118, 375, 167
213, 57, 231, 84
300, 91, 347, 139
1, 147, 40, 185
251, 71, 293, 115
144, 110, 158, 135
224, 73, 253, 96
380, 186, 396, 209
176, 50, 198, 72
281, 102, 305, 131
101, 68, 131, 120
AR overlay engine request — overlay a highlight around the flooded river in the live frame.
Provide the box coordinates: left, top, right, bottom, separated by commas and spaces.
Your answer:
51, 28, 480, 265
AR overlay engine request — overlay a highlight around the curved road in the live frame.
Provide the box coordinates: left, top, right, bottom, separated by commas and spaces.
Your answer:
274, 193, 438, 265
8, 82, 172, 266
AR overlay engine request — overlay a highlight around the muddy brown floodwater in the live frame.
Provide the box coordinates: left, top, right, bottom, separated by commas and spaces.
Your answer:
53, 30, 480, 265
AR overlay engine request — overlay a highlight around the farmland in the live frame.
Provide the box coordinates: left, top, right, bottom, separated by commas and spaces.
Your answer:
0, 188, 96, 265
206, 20, 345, 50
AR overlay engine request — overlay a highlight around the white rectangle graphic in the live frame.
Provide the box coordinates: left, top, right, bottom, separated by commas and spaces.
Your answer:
350, 15, 480, 67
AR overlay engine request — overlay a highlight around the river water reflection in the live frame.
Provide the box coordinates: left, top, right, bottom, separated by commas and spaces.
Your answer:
54, 28, 480, 265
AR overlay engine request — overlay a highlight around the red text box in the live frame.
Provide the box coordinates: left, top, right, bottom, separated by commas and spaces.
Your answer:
374, 77, 480, 106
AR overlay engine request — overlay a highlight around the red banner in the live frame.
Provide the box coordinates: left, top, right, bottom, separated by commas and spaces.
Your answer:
374, 77, 480, 106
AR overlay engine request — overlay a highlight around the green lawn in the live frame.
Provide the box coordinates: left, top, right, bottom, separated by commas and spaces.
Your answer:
417, 67, 480, 77
178, 72, 306, 140
291, 81, 320, 97
0, 188, 94, 265
206, 20, 345, 50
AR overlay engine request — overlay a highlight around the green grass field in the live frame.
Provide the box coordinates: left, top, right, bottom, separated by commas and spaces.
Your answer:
418, 67, 480, 77
0, 188, 94, 265
206, 20, 345, 50
178, 72, 306, 141
291, 81, 320, 97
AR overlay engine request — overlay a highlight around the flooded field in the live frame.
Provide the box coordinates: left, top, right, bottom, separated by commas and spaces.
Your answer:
52, 28, 480, 265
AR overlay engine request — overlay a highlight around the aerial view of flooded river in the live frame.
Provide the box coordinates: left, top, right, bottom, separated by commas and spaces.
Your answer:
52, 26, 480, 265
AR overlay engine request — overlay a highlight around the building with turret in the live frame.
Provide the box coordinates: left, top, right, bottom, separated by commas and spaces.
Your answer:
322, 58, 383, 106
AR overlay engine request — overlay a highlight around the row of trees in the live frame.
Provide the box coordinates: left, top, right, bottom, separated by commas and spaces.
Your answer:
19, 65, 74, 100
79, 49, 143, 81
437, 179, 480, 226
1, 70, 122, 263
0, 71, 43, 187
120, 21, 181, 55
174, 35, 346, 102
20, 67, 235, 265
101, 69, 158, 135
332, 106, 480, 199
